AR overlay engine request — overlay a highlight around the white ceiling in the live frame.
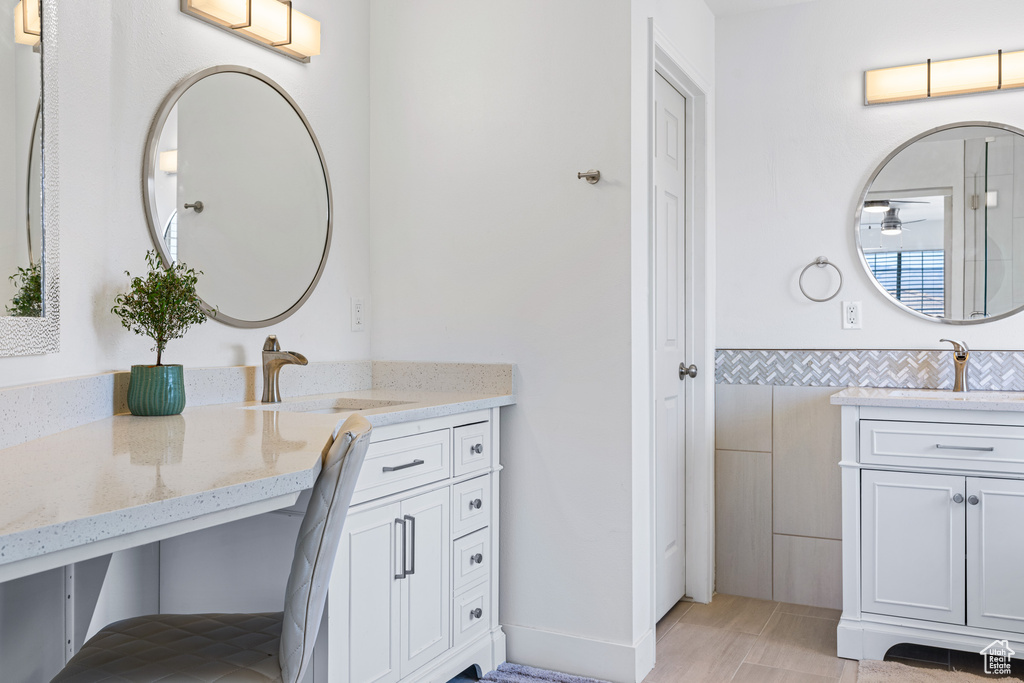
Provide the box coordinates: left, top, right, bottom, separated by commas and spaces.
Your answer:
703, 0, 820, 17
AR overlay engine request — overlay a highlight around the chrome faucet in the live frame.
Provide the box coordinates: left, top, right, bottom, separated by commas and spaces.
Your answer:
261, 335, 308, 403
940, 339, 970, 392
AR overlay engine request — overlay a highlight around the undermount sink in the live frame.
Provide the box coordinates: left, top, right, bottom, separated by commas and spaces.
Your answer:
250, 397, 414, 414
886, 389, 1024, 402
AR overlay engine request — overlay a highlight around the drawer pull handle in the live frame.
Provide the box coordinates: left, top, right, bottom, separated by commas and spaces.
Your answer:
969, 495, 980, 505
383, 459, 425, 472
470, 498, 483, 510
953, 493, 964, 504
470, 553, 483, 565
470, 608, 483, 619
935, 444, 995, 452
471, 443, 484, 455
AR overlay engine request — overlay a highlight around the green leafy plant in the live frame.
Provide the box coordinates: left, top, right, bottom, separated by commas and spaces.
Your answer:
6, 261, 42, 317
111, 250, 212, 365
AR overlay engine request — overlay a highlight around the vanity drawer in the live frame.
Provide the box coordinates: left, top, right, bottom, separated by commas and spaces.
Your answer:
860, 420, 1024, 473
452, 475, 490, 539
352, 429, 450, 504
453, 528, 490, 593
454, 422, 490, 476
453, 581, 490, 648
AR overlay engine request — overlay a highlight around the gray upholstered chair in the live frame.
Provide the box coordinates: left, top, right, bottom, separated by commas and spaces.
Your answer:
51, 413, 373, 683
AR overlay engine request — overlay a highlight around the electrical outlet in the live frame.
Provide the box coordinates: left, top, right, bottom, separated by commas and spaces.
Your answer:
351, 297, 365, 332
842, 301, 862, 329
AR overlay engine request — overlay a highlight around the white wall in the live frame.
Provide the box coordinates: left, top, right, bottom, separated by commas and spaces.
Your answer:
370, 2, 714, 681
0, 0, 371, 387
370, 0, 635, 667
716, 0, 1024, 349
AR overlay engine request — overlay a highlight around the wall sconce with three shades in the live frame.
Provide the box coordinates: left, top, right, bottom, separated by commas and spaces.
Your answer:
181, 0, 320, 62
866, 49, 1024, 105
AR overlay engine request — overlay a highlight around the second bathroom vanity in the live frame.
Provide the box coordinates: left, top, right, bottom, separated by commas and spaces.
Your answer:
833, 388, 1024, 661
0, 363, 513, 683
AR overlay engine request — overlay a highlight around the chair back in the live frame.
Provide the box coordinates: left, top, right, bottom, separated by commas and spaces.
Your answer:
279, 413, 372, 683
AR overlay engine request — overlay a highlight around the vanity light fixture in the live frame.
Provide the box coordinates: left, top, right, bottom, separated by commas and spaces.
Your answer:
866, 49, 1024, 105
181, 0, 320, 63
14, 0, 40, 47
159, 150, 178, 175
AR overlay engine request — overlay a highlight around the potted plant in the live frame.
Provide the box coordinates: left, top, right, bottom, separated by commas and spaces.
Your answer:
6, 261, 42, 317
111, 250, 212, 416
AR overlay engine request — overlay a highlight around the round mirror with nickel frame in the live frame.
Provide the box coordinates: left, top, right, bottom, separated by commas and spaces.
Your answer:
143, 65, 332, 328
855, 121, 1024, 325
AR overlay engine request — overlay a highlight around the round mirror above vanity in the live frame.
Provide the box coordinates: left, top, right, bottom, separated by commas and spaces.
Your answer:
855, 121, 1024, 324
144, 66, 332, 328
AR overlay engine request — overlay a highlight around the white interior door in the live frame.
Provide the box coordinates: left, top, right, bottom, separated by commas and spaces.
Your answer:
654, 72, 687, 620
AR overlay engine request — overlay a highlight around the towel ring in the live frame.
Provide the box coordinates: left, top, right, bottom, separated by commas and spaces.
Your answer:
799, 256, 843, 302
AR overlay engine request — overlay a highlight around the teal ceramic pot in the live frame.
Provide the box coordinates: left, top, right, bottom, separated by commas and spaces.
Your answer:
127, 365, 186, 416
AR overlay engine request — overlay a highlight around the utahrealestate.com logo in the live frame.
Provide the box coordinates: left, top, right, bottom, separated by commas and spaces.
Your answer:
980, 640, 1015, 676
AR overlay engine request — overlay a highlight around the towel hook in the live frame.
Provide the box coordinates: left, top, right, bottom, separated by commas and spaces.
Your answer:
799, 256, 843, 302
577, 170, 600, 184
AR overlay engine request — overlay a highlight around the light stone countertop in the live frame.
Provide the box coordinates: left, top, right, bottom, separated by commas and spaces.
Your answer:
830, 386, 1024, 412
0, 388, 514, 574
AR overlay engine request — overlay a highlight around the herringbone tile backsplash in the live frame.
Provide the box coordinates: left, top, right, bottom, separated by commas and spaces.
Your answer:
715, 349, 1024, 391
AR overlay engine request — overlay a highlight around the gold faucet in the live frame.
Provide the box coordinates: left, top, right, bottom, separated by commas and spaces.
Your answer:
261, 335, 308, 403
940, 339, 970, 392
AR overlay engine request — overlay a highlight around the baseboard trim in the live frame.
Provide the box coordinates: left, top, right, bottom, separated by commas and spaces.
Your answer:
503, 624, 649, 683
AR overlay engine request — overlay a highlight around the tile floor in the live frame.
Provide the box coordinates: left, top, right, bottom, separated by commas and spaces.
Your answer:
647, 594, 1019, 682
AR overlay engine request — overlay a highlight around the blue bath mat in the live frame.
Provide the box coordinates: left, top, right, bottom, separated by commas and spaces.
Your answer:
480, 662, 610, 683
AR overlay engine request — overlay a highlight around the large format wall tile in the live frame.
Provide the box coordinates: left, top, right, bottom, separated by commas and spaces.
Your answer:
715, 450, 773, 601
772, 386, 842, 540
715, 383, 772, 452
773, 535, 842, 610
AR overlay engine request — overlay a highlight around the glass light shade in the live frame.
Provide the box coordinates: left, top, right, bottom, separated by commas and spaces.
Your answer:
20, 0, 39, 35
863, 200, 890, 213
14, 1, 39, 46
159, 150, 178, 174
930, 54, 999, 97
865, 63, 928, 104
236, 0, 290, 45
187, 0, 250, 28
879, 226, 902, 236
1001, 50, 1024, 89
287, 9, 320, 57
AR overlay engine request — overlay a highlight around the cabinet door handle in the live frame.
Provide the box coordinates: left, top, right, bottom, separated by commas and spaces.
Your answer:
470, 498, 483, 510
394, 518, 407, 580
968, 495, 980, 505
470, 443, 484, 454
935, 444, 995, 452
470, 553, 483, 565
383, 459, 425, 472
404, 514, 416, 575
952, 493, 964, 504
470, 608, 483, 619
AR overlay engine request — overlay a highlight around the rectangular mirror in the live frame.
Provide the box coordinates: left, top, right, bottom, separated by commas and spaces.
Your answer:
0, 0, 58, 356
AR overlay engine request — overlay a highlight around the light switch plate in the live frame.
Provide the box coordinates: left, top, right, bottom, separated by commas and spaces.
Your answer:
351, 298, 365, 332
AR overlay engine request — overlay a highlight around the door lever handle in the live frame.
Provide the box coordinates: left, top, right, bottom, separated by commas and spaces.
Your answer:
679, 363, 698, 380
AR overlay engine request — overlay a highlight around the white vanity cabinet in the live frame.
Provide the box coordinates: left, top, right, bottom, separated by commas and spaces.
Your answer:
834, 393, 1024, 661
161, 408, 504, 683
324, 410, 502, 683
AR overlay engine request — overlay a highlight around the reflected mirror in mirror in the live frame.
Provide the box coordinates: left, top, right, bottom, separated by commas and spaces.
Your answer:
145, 66, 332, 327
0, 5, 41, 318
856, 122, 1024, 324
